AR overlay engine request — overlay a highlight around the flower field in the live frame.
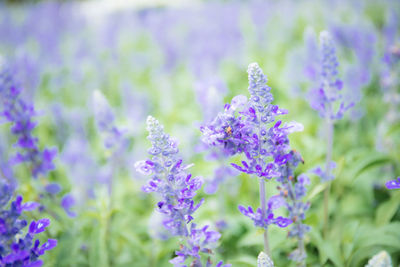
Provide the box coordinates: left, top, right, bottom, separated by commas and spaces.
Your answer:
0, 0, 399, 266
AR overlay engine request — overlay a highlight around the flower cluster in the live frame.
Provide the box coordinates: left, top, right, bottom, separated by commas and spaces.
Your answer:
238, 195, 292, 228
257, 252, 274, 267
201, 63, 302, 226
0, 182, 57, 266
202, 63, 310, 264
279, 171, 311, 263
0, 68, 56, 178
203, 64, 304, 181
308, 31, 354, 121
200, 94, 248, 157
92, 90, 124, 150
136, 116, 229, 267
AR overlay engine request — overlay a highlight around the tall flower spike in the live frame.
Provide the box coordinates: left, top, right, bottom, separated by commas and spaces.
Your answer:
93, 90, 124, 149
136, 116, 229, 267
307, 32, 350, 237
0, 68, 56, 178
201, 63, 308, 259
308, 31, 354, 121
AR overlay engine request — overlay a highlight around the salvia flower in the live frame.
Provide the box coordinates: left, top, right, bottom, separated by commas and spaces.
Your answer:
201, 63, 299, 181
308, 31, 354, 121
136, 116, 229, 267
238, 195, 292, 228
0, 182, 57, 266
280, 171, 310, 264
311, 161, 336, 182
202, 63, 309, 262
385, 177, 400, 190
92, 90, 124, 150
0, 68, 56, 178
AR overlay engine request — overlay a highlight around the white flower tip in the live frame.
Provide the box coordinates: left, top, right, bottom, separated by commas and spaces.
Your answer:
248, 62, 260, 72
365, 251, 392, 267
183, 163, 195, 170
257, 252, 274, 267
146, 116, 160, 129
231, 95, 247, 110
319, 30, 332, 43
92, 90, 107, 105
287, 121, 304, 132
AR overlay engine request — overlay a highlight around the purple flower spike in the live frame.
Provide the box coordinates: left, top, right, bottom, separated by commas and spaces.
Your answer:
386, 177, 400, 189
201, 63, 310, 264
0, 68, 57, 178
137, 116, 228, 266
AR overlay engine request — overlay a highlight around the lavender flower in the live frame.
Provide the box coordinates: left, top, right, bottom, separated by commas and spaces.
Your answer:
279, 171, 310, 265
203, 166, 238, 195
0, 182, 57, 266
92, 90, 124, 150
136, 116, 229, 267
238, 195, 292, 228
201, 63, 307, 257
306, 32, 350, 236
308, 31, 354, 121
376, 12, 400, 152
0, 68, 56, 178
385, 177, 400, 190
61, 193, 77, 218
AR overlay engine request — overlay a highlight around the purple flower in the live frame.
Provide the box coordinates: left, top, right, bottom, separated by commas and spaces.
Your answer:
137, 116, 228, 266
29, 219, 51, 234
134, 160, 154, 175
45, 183, 62, 195
0, 185, 57, 266
92, 90, 125, 150
238, 195, 292, 229
201, 63, 310, 263
308, 31, 354, 120
386, 177, 400, 190
311, 161, 336, 182
0, 68, 57, 178
61, 194, 76, 218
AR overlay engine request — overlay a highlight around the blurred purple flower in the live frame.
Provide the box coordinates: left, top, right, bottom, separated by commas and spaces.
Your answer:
386, 177, 400, 190
0, 183, 56, 266
61, 194, 76, 218
45, 183, 62, 195
137, 116, 228, 266
0, 68, 57, 178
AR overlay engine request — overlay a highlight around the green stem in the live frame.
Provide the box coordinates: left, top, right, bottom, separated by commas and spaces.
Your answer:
323, 118, 334, 238
259, 178, 270, 256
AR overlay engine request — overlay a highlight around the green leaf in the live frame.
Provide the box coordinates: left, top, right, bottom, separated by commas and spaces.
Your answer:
229, 255, 259, 267
375, 192, 400, 226
350, 154, 393, 183
321, 241, 344, 267
306, 184, 327, 201
308, 229, 328, 265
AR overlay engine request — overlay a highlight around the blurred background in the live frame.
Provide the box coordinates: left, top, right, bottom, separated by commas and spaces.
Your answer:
0, 0, 399, 266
